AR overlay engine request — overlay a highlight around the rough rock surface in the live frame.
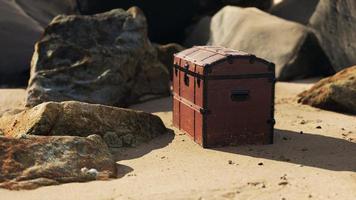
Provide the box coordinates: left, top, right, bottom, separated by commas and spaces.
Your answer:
298, 66, 356, 115
309, 0, 356, 72
26, 7, 169, 107
0, 0, 76, 87
209, 6, 333, 80
0, 135, 116, 190
0, 101, 167, 148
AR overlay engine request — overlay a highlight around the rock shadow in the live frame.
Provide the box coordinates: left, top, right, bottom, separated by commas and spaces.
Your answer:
111, 128, 175, 162
212, 129, 356, 172
129, 97, 172, 113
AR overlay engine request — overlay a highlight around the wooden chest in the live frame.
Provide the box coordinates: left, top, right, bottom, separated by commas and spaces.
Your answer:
172, 46, 275, 147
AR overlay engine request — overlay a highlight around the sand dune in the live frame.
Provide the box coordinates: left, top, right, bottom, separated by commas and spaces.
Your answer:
0, 81, 355, 200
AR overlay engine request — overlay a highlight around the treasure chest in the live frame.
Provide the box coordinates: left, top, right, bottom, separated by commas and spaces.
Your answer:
172, 46, 275, 147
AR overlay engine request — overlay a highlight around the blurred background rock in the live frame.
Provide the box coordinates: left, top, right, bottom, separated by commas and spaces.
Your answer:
0, 0, 355, 89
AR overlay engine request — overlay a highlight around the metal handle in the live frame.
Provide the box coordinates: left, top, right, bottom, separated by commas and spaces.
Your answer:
231, 90, 249, 101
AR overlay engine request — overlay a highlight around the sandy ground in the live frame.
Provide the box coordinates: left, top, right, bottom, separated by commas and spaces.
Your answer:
0, 81, 355, 200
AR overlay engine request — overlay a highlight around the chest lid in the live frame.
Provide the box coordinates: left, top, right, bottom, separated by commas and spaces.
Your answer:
174, 46, 252, 67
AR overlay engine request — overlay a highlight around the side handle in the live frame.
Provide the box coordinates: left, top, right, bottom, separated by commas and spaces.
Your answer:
231, 90, 250, 101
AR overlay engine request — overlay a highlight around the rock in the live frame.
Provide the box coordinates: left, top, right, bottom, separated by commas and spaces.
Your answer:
0, 101, 167, 147
209, 6, 333, 80
0, 0, 77, 87
26, 8, 170, 107
155, 43, 185, 79
298, 66, 356, 115
0, 135, 116, 190
270, 0, 320, 25
309, 0, 356, 72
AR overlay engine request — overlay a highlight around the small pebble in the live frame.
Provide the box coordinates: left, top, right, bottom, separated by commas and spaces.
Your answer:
278, 181, 288, 186
87, 168, 99, 176
300, 131, 304, 134
258, 162, 264, 166
228, 160, 234, 165
316, 126, 322, 129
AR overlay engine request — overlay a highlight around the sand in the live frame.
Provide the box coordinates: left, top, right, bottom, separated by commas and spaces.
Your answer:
0, 81, 355, 200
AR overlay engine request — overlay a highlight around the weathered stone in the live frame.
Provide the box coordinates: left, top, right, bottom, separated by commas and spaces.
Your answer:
209, 6, 333, 80
0, 135, 116, 190
298, 66, 356, 115
0, 101, 167, 147
26, 7, 170, 107
309, 0, 356, 72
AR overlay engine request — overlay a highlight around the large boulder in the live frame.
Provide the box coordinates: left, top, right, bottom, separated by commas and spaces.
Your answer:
298, 66, 356, 115
0, 135, 116, 190
0, 0, 77, 87
208, 6, 333, 80
309, 0, 356, 72
26, 8, 170, 107
0, 101, 167, 148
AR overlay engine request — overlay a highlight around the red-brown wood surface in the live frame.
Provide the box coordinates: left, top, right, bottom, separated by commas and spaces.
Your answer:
173, 46, 275, 147
205, 78, 273, 146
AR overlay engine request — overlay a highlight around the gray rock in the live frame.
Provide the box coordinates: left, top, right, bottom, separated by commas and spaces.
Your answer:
298, 66, 356, 115
309, 0, 356, 72
0, 135, 116, 190
26, 7, 170, 107
0, 101, 167, 147
209, 6, 333, 80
